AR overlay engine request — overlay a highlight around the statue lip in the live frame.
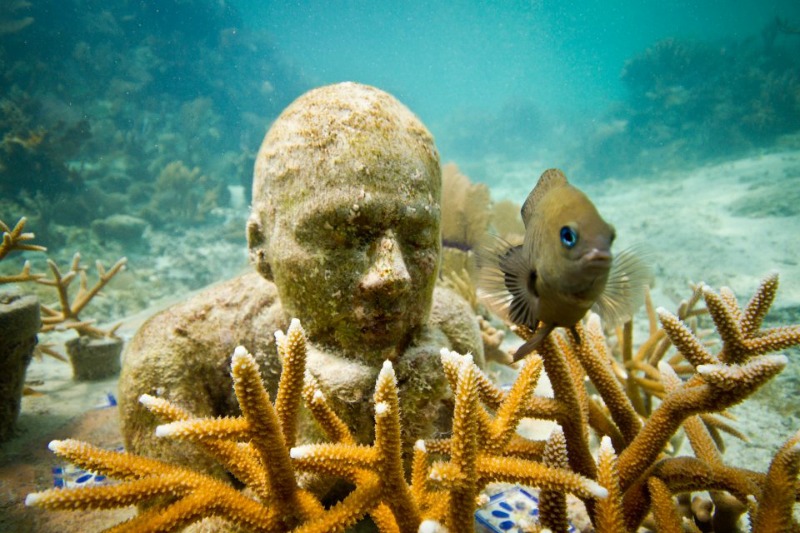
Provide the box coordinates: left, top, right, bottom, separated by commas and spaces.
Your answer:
353, 302, 405, 323
355, 308, 407, 340
362, 311, 403, 328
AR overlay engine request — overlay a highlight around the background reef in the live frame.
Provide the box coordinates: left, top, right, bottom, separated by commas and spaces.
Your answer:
1, 0, 799, 438
2, 1, 800, 324
580, 26, 800, 179
0, 0, 311, 321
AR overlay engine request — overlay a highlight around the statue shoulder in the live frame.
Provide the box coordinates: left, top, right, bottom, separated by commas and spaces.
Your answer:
123, 272, 284, 369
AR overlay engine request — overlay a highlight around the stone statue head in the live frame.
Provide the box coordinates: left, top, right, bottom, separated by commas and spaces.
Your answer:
247, 83, 442, 356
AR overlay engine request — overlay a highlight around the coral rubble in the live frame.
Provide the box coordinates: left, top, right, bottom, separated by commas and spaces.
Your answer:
25, 275, 800, 531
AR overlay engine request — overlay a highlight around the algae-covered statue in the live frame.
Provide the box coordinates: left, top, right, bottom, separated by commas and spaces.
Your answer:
118, 82, 484, 492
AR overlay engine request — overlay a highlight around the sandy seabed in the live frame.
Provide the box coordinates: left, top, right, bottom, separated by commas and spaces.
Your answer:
2, 150, 800, 532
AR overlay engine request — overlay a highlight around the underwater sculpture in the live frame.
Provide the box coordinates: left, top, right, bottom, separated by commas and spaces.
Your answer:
117, 82, 484, 494
25, 276, 800, 531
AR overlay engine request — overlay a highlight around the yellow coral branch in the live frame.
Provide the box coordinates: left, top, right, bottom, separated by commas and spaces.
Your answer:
275, 318, 307, 448
0, 216, 46, 261
751, 429, 800, 532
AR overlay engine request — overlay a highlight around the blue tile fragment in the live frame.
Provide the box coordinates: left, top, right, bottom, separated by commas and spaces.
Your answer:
51, 445, 125, 489
474, 486, 577, 533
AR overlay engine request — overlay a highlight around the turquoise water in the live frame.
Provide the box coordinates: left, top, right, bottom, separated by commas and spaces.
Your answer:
3, 3, 800, 530
249, 0, 800, 180
1, 0, 799, 314
251, 0, 795, 118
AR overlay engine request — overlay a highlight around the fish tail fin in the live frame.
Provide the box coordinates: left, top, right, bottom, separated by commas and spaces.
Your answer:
513, 323, 555, 362
477, 234, 540, 330
594, 244, 654, 327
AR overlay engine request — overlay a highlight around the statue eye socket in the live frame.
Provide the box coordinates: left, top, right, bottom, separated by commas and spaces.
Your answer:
560, 226, 578, 249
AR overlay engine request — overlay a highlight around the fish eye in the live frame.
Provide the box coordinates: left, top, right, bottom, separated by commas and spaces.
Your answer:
560, 226, 578, 249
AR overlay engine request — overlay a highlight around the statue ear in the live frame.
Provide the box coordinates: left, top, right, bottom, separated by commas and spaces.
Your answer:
247, 215, 273, 281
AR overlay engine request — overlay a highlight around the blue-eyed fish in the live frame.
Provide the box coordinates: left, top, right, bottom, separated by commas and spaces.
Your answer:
479, 169, 651, 361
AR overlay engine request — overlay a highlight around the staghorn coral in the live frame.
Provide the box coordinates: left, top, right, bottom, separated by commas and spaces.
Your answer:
2, 216, 127, 360
24, 275, 800, 531
0, 216, 46, 283
501, 273, 800, 531
0, 216, 44, 437
36, 252, 127, 339
26, 318, 605, 532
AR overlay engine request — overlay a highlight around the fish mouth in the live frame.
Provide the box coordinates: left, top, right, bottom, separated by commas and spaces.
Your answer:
582, 249, 612, 269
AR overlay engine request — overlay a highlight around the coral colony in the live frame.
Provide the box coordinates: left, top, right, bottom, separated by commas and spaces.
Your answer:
25, 275, 800, 531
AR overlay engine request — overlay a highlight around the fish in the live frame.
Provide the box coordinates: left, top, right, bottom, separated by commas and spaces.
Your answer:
478, 168, 651, 362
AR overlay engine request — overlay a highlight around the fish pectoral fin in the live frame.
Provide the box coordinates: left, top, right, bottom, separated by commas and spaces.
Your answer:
477, 236, 540, 329
594, 245, 654, 328
513, 323, 556, 362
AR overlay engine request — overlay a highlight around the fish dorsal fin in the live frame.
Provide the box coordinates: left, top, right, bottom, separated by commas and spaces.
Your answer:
520, 168, 569, 228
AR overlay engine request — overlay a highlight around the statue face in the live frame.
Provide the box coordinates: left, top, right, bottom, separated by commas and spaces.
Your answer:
247, 83, 442, 358
267, 180, 441, 355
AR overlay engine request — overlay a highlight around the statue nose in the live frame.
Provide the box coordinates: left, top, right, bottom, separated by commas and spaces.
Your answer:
359, 230, 411, 295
